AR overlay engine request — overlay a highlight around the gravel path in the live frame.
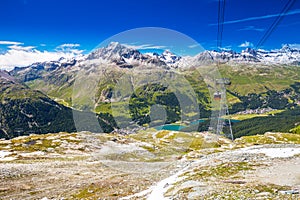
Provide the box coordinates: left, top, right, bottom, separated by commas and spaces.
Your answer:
121, 144, 300, 199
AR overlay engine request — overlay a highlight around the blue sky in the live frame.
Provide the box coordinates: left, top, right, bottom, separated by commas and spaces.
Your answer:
0, 0, 299, 68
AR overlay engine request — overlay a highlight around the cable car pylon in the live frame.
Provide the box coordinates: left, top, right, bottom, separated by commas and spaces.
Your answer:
212, 79, 234, 140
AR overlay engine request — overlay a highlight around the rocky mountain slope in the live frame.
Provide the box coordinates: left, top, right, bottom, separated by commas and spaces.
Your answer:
0, 130, 300, 199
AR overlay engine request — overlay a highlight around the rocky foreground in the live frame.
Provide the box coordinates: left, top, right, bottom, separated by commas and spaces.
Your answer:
1, 130, 300, 199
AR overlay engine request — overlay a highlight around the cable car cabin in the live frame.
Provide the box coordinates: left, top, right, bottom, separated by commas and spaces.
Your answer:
214, 92, 222, 101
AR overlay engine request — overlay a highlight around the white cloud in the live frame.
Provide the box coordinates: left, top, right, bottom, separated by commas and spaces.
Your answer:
288, 43, 300, 49
219, 46, 232, 51
239, 41, 253, 48
0, 41, 23, 45
188, 44, 200, 48
66, 49, 84, 54
8, 45, 36, 51
57, 43, 80, 48
123, 43, 167, 50
238, 26, 264, 32
0, 43, 83, 70
55, 43, 83, 54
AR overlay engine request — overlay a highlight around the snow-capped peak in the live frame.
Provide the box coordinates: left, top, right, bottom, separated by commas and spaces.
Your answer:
86, 42, 183, 67
160, 50, 181, 64
193, 45, 300, 65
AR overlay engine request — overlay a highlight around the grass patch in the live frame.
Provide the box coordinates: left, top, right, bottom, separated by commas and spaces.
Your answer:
227, 110, 284, 121
71, 184, 105, 199
235, 132, 300, 145
218, 64, 300, 95
11, 138, 61, 152
290, 125, 300, 134
155, 130, 170, 138
8, 132, 80, 152
182, 162, 258, 181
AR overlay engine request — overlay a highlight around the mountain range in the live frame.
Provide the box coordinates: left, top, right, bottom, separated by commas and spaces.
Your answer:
86, 42, 300, 66
9, 42, 300, 92
9, 42, 300, 79
197, 44, 300, 65
1, 42, 300, 138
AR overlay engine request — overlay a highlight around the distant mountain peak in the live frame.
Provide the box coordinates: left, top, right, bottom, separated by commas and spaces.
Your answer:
107, 41, 120, 47
105, 42, 130, 53
86, 42, 182, 68
88, 42, 139, 60
160, 50, 181, 65
281, 44, 291, 50
193, 45, 300, 65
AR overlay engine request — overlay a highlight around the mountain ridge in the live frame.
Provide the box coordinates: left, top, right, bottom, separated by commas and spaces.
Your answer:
8, 42, 300, 75
86, 42, 300, 66
195, 44, 300, 65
